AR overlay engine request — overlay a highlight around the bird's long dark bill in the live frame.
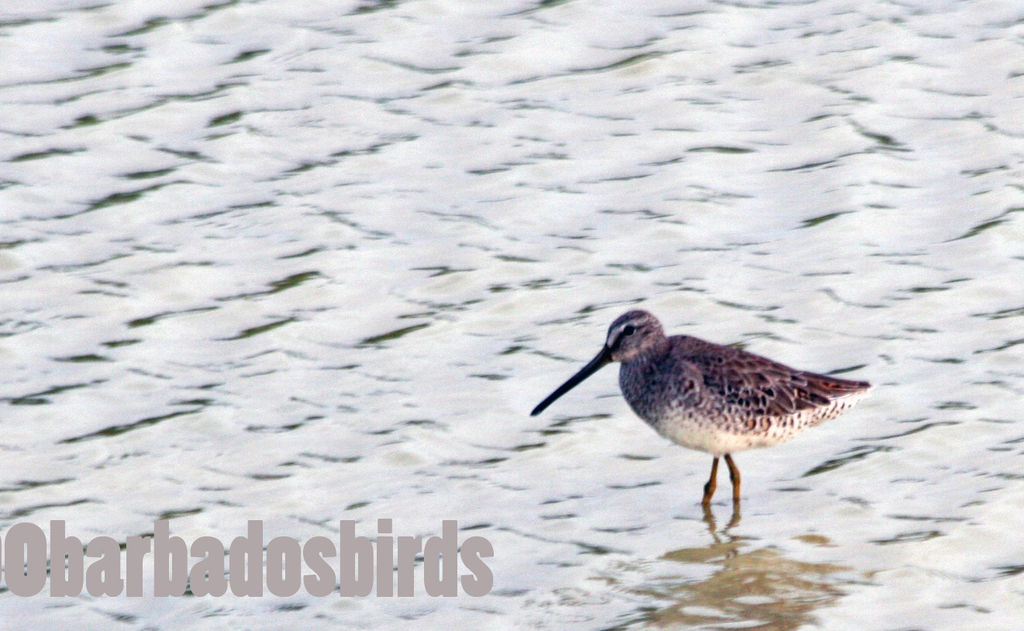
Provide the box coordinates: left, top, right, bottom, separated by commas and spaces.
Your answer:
530, 346, 612, 416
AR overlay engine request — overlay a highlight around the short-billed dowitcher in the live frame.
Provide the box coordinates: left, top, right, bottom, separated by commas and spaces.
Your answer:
531, 310, 871, 506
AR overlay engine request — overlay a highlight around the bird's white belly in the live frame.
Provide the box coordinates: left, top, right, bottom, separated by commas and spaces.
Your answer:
650, 412, 790, 457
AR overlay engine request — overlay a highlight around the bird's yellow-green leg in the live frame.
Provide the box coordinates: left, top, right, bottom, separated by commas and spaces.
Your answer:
702, 457, 719, 506
724, 453, 741, 504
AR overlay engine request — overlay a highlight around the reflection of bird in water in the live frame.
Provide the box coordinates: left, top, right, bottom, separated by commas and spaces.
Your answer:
532, 310, 871, 506
628, 532, 849, 629
703, 503, 741, 535
607, 507, 845, 629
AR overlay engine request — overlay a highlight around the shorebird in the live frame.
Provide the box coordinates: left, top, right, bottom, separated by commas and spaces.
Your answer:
531, 310, 871, 506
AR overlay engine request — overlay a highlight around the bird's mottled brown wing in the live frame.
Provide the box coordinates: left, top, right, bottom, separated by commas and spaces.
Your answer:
672, 335, 870, 418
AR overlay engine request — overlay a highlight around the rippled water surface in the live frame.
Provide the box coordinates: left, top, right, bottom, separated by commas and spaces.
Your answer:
2, 0, 1023, 628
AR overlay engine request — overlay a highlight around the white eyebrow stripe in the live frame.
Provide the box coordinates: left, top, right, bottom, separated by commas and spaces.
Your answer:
606, 322, 632, 347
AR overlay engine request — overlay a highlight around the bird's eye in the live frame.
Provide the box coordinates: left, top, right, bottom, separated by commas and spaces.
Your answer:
622, 324, 636, 336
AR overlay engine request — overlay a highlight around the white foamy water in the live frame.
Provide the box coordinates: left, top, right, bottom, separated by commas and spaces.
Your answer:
1, 0, 1022, 628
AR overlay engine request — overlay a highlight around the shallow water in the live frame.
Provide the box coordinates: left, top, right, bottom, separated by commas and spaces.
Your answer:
1, 0, 1023, 628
